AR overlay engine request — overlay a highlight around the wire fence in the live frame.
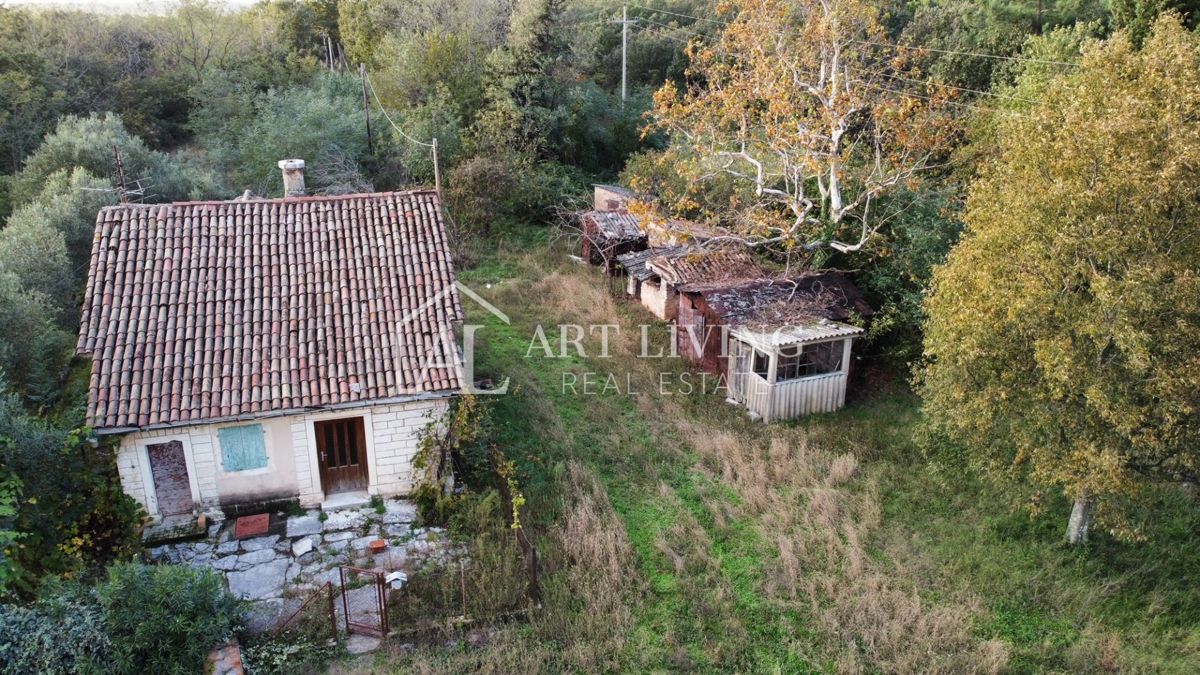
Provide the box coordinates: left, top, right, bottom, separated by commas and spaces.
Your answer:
386, 530, 537, 640
241, 582, 339, 675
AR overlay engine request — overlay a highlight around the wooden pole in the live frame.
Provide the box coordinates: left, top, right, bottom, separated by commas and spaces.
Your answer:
360, 63, 373, 154
432, 137, 442, 195
459, 561, 467, 618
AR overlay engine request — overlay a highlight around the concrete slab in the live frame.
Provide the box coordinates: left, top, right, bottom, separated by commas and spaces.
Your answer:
381, 501, 418, 525
322, 509, 367, 532
286, 513, 323, 538
227, 559, 290, 600
321, 492, 370, 512
239, 535, 280, 552
292, 537, 314, 557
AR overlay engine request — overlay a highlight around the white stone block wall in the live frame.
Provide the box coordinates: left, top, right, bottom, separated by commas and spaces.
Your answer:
113, 396, 452, 518
640, 279, 677, 322
366, 398, 448, 496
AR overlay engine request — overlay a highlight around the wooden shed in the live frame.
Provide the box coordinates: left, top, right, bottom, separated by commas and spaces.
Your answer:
579, 210, 648, 274
676, 274, 873, 421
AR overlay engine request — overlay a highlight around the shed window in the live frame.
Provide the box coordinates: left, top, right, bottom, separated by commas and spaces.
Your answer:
776, 340, 845, 381
752, 348, 770, 378
219, 424, 268, 471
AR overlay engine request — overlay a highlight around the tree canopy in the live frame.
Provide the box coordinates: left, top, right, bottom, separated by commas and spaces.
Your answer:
919, 15, 1200, 544
647, 0, 958, 259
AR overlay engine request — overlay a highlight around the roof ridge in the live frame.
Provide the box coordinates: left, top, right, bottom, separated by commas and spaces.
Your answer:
97, 188, 440, 211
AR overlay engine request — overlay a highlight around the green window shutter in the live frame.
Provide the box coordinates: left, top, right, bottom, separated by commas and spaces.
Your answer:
219, 424, 268, 472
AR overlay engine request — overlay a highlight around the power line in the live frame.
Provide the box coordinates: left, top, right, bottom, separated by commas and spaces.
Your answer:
637, 16, 709, 37
364, 72, 434, 148
634, 12, 1036, 108
637, 22, 700, 47
859, 82, 1020, 117
626, 3, 1079, 68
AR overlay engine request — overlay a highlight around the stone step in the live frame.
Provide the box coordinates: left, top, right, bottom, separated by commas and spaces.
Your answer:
321, 491, 371, 512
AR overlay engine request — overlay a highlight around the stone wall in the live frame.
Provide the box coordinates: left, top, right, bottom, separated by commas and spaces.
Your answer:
114, 397, 451, 518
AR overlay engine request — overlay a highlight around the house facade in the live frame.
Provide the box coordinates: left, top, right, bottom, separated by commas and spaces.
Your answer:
76, 164, 464, 520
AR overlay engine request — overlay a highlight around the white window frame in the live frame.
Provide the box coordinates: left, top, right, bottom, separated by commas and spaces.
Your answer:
134, 434, 202, 518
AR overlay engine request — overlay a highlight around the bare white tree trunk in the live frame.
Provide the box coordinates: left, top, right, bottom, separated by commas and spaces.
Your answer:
1066, 493, 1094, 546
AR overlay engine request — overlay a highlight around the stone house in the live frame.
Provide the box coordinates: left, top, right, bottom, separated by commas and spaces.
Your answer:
75, 160, 464, 523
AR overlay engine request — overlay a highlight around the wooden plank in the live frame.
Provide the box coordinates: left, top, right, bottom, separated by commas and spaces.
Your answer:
147, 440, 192, 516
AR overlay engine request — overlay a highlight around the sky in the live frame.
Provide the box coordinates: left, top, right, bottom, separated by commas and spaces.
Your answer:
4, 0, 255, 14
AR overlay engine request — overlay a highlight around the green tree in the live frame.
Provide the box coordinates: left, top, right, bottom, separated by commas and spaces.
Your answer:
1111, 0, 1200, 45
9, 113, 196, 207
474, 0, 567, 156
194, 74, 373, 196
919, 16, 1200, 545
0, 275, 70, 403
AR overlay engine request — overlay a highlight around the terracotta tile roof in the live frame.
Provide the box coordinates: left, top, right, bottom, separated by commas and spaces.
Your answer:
76, 190, 464, 431
647, 246, 763, 286
687, 273, 874, 327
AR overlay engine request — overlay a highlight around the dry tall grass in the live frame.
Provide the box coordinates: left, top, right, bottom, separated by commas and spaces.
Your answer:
674, 415, 1010, 673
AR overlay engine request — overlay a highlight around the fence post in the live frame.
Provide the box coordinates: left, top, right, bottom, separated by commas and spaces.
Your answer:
379, 571, 390, 637
326, 582, 338, 644
460, 561, 468, 619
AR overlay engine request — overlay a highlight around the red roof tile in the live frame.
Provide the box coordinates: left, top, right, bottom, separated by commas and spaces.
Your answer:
76, 190, 464, 431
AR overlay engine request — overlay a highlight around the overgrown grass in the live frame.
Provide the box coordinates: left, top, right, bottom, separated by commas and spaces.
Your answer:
347, 241, 1200, 674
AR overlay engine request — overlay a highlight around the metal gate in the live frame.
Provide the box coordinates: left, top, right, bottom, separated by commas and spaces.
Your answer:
338, 566, 389, 637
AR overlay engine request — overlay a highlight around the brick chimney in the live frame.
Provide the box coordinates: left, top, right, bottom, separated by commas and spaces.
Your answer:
278, 159, 306, 197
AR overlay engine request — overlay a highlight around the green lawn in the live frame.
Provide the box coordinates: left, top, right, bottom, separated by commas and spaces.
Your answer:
356, 241, 1200, 674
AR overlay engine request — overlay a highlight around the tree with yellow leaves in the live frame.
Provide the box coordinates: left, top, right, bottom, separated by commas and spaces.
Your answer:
647, 0, 956, 255
919, 15, 1200, 545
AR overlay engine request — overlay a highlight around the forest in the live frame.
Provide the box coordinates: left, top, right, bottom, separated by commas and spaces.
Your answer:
1, 0, 1199, 672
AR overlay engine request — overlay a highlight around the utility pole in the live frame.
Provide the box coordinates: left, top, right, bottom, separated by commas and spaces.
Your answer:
359, 63, 373, 153
112, 145, 128, 204
611, 4, 637, 104
432, 137, 441, 196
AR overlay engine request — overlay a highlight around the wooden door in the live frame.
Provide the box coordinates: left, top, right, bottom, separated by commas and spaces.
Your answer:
146, 440, 192, 516
729, 340, 749, 401
315, 417, 369, 494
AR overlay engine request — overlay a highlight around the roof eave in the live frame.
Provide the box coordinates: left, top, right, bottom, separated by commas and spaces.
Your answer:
91, 389, 461, 436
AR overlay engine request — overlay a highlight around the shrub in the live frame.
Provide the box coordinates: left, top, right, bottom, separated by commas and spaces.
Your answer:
0, 585, 110, 674
9, 113, 196, 208
96, 562, 241, 675
0, 392, 142, 597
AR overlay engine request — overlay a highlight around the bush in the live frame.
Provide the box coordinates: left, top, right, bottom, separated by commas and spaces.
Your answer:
0, 390, 141, 597
0, 564, 240, 675
8, 113, 197, 208
0, 585, 110, 674
96, 562, 241, 675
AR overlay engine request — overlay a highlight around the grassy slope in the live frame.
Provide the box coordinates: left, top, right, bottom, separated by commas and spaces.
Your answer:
360, 240, 1199, 674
